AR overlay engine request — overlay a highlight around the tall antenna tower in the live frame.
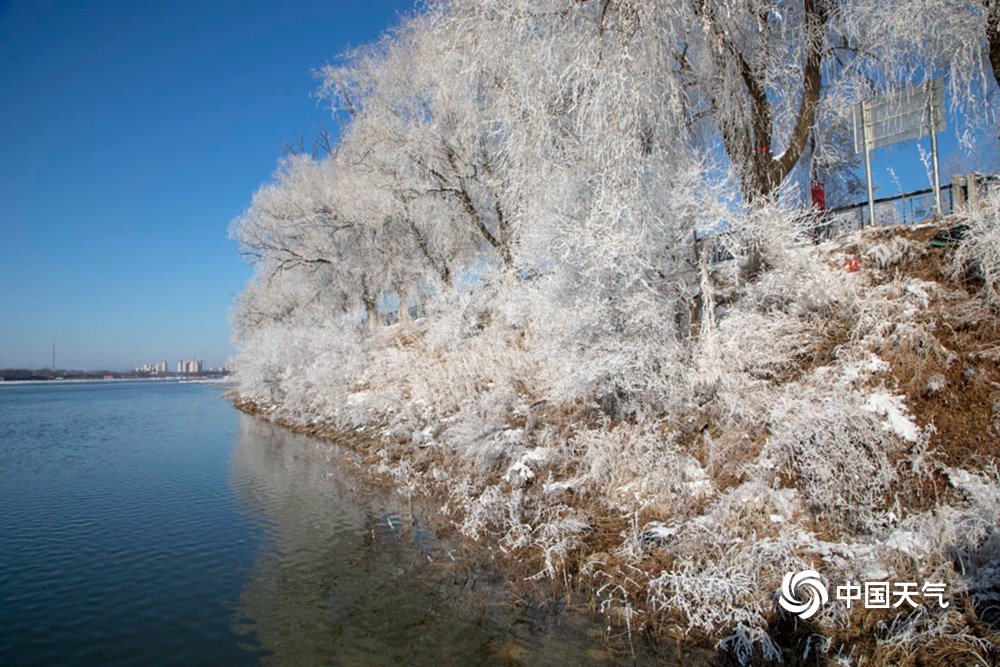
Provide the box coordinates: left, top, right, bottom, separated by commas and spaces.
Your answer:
52, 339, 56, 370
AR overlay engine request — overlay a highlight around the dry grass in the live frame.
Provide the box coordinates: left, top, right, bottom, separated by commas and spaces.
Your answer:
233, 216, 1000, 666
863, 229, 1000, 466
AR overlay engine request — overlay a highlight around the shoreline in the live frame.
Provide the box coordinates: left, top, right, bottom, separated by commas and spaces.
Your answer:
231, 396, 719, 663
0, 376, 233, 386
228, 220, 1000, 665
230, 396, 793, 663
232, 384, 1000, 664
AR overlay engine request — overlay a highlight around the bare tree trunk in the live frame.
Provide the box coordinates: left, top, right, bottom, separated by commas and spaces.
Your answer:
360, 275, 379, 329
695, 0, 827, 205
691, 0, 827, 281
405, 216, 452, 286
394, 283, 410, 322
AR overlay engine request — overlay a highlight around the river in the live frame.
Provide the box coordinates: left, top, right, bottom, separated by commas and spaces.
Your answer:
0, 380, 646, 665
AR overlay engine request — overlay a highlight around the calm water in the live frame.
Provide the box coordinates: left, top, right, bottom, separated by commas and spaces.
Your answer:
0, 380, 642, 666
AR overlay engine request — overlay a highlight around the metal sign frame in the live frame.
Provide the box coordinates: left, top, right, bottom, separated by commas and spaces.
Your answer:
853, 78, 946, 225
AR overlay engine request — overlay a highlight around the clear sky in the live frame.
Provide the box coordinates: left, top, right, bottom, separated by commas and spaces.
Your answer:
1, 1, 995, 371
0, 0, 415, 370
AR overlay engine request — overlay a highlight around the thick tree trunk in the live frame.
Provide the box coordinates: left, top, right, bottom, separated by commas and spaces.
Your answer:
693, 0, 826, 204
732, 0, 827, 205
405, 216, 452, 286
359, 274, 379, 329
445, 157, 513, 268
988, 0, 1000, 89
692, 0, 828, 279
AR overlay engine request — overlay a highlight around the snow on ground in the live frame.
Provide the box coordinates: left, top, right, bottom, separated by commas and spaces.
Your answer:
232, 211, 1000, 663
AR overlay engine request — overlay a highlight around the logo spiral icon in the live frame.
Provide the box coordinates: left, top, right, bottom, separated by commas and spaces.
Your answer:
778, 570, 828, 619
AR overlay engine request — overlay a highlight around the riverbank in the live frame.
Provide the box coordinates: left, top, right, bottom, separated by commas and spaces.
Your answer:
231, 394, 715, 664
230, 211, 1000, 664
0, 372, 232, 385
231, 396, 698, 663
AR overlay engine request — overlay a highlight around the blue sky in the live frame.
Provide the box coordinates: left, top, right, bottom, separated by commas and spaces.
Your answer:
1, 1, 995, 371
0, 0, 414, 370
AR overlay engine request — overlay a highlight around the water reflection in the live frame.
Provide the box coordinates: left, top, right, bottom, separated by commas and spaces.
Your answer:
229, 416, 632, 666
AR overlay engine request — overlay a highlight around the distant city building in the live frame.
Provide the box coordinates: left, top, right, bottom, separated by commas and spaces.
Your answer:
135, 361, 168, 374
177, 359, 204, 374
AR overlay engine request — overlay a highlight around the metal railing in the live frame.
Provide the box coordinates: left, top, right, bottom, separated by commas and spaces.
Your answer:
825, 184, 953, 230
695, 173, 997, 265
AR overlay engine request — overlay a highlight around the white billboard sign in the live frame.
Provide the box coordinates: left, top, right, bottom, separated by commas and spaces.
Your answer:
853, 78, 945, 154
852, 78, 946, 224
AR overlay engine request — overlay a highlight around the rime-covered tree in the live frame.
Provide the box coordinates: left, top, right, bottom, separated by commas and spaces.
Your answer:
662, 0, 998, 204
231, 0, 1000, 402
320, 16, 514, 272
671, 0, 830, 203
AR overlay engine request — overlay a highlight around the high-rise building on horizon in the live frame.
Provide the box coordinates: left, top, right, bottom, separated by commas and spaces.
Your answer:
177, 359, 204, 374
136, 361, 168, 374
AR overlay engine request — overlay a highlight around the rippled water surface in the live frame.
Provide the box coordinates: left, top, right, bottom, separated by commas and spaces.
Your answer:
0, 380, 647, 666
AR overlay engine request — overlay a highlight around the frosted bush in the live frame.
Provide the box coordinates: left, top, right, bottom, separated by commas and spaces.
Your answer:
715, 309, 811, 380
573, 424, 713, 515
645, 533, 806, 636
761, 382, 915, 533
647, 564, 763, 635
953, 188, 1000, 310
521, 506, 591, 580
864, 236, 926, 270
451, 484, 520, 542
873, 608, 994, 667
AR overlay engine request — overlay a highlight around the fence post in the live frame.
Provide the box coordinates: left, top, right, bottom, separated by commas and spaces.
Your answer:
967, 173, 980, 210
952, 174, 966, 211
